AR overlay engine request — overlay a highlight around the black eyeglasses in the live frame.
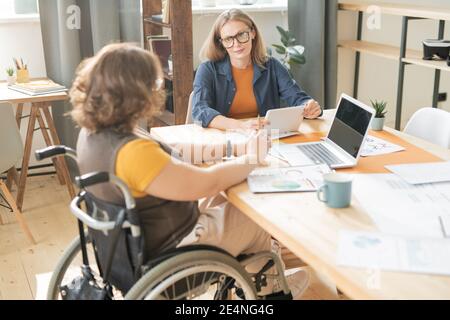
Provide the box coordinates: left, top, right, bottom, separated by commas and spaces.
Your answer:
219, 30, 251, 49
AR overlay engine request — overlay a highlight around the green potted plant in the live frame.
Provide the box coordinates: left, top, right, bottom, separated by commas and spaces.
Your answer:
370, 100, 387, 131
270, 26, 306, 73
5, 67, 15, 86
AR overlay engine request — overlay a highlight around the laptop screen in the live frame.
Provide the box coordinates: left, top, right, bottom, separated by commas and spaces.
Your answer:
328, 97, 373, 158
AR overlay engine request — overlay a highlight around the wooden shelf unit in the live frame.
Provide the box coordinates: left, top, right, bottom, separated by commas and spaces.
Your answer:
338, 40, 420, 61
339, 40, 450, 69
142, 0, 193, 126
143, 17, 172, 29
339, 2, 450, 20
339, 2, 450, 129
402, 56, 450, 72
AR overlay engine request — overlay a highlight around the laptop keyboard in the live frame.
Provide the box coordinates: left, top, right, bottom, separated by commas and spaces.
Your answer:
296, 143, 344, 167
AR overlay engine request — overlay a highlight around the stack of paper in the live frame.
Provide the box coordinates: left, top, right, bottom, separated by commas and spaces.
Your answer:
9, 80, 67, 96
386, 161, 450, 184
352, 174, 450, 238
337, 230, 450, 276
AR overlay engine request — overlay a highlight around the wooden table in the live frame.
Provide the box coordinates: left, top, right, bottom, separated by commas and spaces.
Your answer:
0, 80, 75, 211
151, 110, 450, 299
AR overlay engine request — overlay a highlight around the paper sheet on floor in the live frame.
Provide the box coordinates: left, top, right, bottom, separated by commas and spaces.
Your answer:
35, 272, 53, 300
353, 174, 450, 238
337, 230, 450, 276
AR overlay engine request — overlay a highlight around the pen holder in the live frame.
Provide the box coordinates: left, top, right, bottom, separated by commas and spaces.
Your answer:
16, 69, 30, 83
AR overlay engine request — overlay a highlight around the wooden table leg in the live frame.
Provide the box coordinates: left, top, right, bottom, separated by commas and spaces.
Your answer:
15, 103, 24, 128
6, 167, 19, 191
16, 104, 38, 211
0, 180, 36, 244
7, 104, 24, 189
0, 198, 3, 225
36, 107, 66, 185
41, 103, 76, 199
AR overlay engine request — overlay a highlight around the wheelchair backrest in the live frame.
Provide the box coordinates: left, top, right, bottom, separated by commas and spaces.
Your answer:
83, 192, 144, 293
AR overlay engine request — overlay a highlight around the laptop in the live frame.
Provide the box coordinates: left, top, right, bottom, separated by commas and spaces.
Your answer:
275, 94, 374, 169
265, 106, 304, 139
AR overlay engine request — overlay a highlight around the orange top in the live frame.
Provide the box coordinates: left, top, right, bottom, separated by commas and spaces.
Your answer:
228, 64, 258, 119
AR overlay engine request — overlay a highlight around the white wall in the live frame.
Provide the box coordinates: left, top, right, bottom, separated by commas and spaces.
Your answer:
0, 21, 45, 78
338, 0, 450, 129
0, 19, 49, 167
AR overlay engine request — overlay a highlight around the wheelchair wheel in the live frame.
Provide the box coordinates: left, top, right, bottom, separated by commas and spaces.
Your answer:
125, 250, 257, 300
46, 236, 110, 300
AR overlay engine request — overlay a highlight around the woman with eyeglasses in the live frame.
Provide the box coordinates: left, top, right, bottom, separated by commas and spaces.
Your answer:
192, 9, 322, 130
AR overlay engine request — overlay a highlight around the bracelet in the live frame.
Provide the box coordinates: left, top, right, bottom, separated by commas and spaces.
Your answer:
226, 140, 232, 158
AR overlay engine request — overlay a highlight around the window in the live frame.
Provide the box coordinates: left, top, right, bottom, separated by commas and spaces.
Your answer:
0, 0, 38, 17
193, 0, 274, 6
0, 0, 15, 16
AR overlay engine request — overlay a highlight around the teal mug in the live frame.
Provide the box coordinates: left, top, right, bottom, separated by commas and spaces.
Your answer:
317, 173, 353, 208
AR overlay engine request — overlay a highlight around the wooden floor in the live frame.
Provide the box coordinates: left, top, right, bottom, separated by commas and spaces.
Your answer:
0, 175, 344, 300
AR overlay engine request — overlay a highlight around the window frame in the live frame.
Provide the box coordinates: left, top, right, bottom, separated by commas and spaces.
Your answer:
0, 0, 39, 23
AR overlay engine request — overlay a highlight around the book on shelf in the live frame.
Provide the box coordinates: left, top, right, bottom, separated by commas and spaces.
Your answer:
148, 38, 172, 71
8, 79, 67, 96
162, 0, 170, 24
149, 0, 170, 24
150, 14, 163, 23
146, 34, 169, 50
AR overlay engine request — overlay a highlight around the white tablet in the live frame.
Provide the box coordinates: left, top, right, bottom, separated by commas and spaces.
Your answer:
265, 106, 304, 138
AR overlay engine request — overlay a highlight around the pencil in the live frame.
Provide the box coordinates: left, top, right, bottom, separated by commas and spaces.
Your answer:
13, 58, 19, 69
439, 216, 448, 238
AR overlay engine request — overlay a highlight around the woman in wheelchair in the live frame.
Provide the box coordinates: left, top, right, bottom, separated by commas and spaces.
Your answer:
65, 43, 308, 300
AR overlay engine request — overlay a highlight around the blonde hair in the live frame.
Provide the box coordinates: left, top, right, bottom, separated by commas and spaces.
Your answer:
70, 43, 166, 133
199, 9, 268, 67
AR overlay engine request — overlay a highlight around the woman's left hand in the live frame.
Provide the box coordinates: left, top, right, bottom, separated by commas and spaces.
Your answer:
303, 99, 322, 119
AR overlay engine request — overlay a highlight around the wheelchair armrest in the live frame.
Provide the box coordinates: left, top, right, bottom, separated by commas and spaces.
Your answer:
76, 172, 136, 210
35, 145, 77, 162
71, 194, 116, 232
76, 172, 110, 188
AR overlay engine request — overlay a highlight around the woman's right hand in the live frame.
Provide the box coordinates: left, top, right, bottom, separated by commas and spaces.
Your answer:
240, 118, 270, 130
246, 130, 271, 165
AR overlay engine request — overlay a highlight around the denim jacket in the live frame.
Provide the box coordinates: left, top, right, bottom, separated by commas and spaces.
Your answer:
192, 56, 320, 128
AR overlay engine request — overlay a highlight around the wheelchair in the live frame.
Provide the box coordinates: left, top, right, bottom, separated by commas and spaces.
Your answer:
35, 145, 291, 300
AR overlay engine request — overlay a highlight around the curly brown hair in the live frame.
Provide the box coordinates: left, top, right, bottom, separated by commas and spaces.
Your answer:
70, 43, 166, 133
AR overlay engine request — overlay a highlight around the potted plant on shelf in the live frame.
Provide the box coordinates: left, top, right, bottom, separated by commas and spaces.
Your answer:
270, 26, 306, 74
5, 67, 15, 86
370, 100, 387, 131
